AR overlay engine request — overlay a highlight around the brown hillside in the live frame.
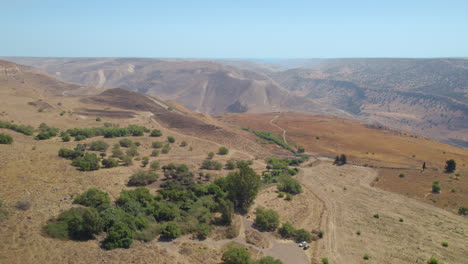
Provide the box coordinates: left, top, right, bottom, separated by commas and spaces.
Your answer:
217, 112, 468, 212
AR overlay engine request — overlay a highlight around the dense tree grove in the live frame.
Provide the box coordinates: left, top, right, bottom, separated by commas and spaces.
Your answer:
45, 160, 263, 249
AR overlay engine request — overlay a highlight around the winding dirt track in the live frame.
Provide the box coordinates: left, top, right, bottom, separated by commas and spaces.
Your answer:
268, 114, 288, 144
298, 162, 468, 264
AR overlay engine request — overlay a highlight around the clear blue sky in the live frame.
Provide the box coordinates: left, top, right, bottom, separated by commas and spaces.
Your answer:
2, 0, 467, 58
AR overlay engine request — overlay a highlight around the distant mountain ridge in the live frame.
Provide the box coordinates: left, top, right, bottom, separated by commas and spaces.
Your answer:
2, 57, 467, 147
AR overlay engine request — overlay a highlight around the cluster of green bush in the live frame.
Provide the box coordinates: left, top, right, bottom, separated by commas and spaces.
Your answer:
34, 123, 59, 140
59, 143, 122, 171
0, 133, 13, 144
278, 221, 313, 242
45, 187, 148, 249
263, 157, 304, 184
222, 247, 283, 264
45, 164, 263, 249
66, 124, 149, 140
0, 120, 34, 135
201, 159, 223, 170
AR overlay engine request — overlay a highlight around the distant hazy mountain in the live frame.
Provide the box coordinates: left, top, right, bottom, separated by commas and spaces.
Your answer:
3, 57, 340, 116
3, 57, 467, 147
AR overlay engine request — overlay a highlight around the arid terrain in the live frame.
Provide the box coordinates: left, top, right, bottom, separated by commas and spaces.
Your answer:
4, 57, 467, 147
0, 59, 467, 264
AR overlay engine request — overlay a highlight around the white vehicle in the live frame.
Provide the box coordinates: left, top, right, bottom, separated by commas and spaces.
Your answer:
303, 244, 310, 250
298, 242, 304, 247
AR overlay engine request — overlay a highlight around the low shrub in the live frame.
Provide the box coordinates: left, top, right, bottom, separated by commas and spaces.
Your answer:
0, 133, 13, 144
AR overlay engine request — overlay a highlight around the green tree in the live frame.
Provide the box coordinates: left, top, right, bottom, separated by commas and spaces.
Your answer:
254, 207, 280, 231
103, 222, 133, 249
225, 165, 261, 212
0, 133, 13, 144
167, 136, 175, 143
445, 159, 456, 173
427, 257, 439, 264
222, 247, 251, 264
73, 188, 111, 211
208, 152, 215, 159
297, 146, 305, 153
180, 141, 188, 147
218, 146, 229, 155
422, 162, 426, 170
151, 150, 160, 157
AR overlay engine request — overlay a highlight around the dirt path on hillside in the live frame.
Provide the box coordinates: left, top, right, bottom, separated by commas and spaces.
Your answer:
269, 114, 288, 144
297, 162, 468, 264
